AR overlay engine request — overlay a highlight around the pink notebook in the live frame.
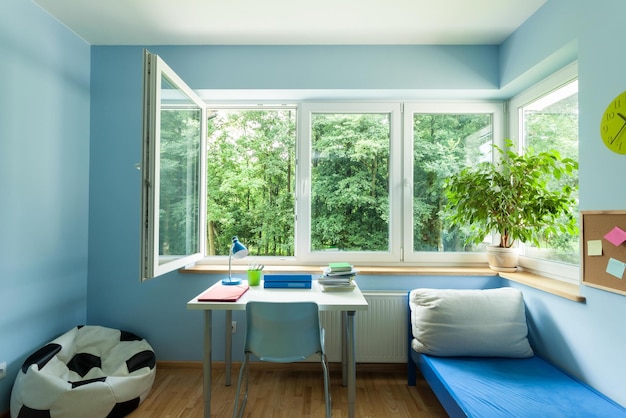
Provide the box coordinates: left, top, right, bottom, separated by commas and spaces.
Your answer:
197, 283, 250, 302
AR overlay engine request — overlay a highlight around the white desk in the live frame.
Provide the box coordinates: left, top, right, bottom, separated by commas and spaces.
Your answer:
187, 280, 368, 418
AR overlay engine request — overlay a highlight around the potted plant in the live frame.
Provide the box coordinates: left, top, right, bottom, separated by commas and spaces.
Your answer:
443, 139, 578, 271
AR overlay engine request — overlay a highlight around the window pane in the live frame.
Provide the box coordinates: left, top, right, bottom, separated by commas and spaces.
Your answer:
205, 109, 296, 256
522, 81, 579, 264
159, 75, 201, 262
310, 113, 391, 252
413, 113, 492, 252
141, 51, 205, 280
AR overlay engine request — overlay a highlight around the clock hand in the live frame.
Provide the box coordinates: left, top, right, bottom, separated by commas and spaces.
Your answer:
612, 120, 626, 144
618, 112, 626, 122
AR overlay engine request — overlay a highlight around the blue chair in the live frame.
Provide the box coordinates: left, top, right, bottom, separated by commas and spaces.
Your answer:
233, 301, 331, 418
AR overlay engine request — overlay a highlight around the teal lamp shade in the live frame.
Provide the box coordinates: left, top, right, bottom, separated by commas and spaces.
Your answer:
231, 237, 248, 259
223, 236, 248, 285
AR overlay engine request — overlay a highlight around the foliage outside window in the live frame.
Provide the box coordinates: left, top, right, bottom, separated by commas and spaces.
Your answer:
159, 107, 201, 258
298, 103, 402, 263
205, 108, 296, 257
310, 113, 391, 252
202, 103, 501, 265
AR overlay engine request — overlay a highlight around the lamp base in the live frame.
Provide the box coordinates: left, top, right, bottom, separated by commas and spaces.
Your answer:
222, 277, 242, 286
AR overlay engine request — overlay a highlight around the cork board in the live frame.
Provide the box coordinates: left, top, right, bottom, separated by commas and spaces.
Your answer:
581, 210, 626, 296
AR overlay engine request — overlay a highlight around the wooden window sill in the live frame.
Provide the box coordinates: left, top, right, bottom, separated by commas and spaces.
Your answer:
181, 264, 585, 303
498, 271, 585, 303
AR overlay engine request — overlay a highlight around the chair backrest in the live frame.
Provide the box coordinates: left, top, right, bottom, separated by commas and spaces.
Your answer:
244, 302, 323, 363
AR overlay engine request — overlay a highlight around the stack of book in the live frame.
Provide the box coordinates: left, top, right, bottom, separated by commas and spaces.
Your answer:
318, 262, 358, 292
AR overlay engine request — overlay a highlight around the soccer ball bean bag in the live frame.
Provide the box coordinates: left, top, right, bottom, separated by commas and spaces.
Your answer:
10, 325, 156, 418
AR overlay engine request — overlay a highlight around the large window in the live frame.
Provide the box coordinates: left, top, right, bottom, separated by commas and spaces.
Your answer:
509, 62, 579, 282
202, 102, 500, 265
144, 52, 577, 279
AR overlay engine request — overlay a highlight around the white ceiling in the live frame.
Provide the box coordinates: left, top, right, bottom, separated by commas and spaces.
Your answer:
34, 0, 546, 46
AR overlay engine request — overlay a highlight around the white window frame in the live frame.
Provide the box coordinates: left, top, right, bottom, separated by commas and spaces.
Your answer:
402, 102, 505, 265
297, 102, 403, 263
508, 62, 579, 283
141, 50, 207, 280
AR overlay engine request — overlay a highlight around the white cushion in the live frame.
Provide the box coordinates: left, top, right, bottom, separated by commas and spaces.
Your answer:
409, 288, 533, 358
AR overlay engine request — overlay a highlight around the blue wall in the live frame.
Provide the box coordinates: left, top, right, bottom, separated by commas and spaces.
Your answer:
510, 0, 626, 405
4, 0, 626, 413
0, 0, 91, 411
148, 45, 499, 91
499, 0, 626, 406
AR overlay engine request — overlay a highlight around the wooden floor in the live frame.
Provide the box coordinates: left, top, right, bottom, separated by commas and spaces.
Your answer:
130, 362, 448, 418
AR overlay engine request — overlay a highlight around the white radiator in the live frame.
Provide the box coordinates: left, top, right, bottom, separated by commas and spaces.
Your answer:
320, 291, 408, 363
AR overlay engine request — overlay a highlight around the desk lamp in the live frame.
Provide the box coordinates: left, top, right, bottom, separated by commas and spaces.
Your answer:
222, 236, 248, 285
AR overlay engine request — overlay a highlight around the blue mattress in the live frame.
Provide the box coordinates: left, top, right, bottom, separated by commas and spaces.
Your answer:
416, 353, 626, 418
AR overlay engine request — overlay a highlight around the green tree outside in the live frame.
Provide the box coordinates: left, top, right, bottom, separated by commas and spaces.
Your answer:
205, 109, 296, 256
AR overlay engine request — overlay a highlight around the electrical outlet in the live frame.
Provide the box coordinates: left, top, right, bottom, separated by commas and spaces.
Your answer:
0, 362, 6, 380
231, 321, 237, 334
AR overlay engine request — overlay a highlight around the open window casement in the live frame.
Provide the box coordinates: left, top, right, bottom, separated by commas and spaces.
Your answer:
141, 50, 207, 281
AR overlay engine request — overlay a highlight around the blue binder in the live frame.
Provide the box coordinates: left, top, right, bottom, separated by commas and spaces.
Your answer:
263, 274, 312, 289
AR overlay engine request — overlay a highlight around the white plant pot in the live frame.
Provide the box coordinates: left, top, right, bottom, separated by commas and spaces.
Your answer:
486, 245, 519, 272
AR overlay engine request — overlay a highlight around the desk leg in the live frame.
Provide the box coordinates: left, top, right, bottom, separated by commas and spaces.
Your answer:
225, 310, 232, 386
203, 310, 212, 418
346, 310, 356, 418
341, 312, 347, 387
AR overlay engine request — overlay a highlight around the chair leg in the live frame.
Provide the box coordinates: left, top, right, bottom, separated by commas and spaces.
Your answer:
233, 354, 250, 418
320, 353, 332, 418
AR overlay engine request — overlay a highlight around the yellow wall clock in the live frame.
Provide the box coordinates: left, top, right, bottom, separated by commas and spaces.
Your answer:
600, 91, 626, 154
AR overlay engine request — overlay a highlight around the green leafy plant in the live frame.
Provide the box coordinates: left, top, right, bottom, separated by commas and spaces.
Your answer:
443, 140, 578, 249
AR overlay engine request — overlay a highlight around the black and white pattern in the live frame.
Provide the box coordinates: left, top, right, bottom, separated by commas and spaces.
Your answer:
10, 325, 156, 418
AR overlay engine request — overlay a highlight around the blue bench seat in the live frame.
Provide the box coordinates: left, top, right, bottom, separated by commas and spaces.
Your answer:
407, 287, 626, 417
408, 351, 626, 418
